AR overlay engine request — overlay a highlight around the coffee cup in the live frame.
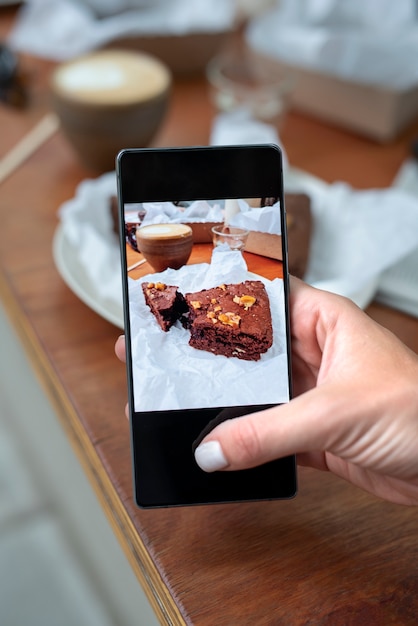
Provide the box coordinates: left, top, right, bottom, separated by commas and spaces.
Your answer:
50, 49, 171, 172
135, 223, 193, 272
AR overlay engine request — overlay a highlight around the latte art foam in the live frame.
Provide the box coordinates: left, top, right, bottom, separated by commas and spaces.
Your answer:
53, 50, 171, 105
137, 224, 192, 239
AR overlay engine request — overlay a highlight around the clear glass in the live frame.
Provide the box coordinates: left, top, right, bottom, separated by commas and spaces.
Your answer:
206, 49, 294, 128
211, 225, 249, 251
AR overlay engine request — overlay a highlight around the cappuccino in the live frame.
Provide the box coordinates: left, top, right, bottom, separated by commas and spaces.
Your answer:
52, 49, 171, 105
136, 223, 193, 272
137, 223, 192, 239
50, 49, 171, 171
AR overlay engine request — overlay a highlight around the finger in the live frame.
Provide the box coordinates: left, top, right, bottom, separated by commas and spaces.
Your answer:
115, 334, 126, 362
194, 386, 345, 472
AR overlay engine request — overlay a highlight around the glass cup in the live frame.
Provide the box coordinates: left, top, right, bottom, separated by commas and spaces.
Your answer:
211, 225, 249, 252
206, 49, 294, 131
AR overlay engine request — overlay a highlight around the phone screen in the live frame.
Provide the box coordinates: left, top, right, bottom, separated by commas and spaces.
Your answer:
117, 145, 296, 507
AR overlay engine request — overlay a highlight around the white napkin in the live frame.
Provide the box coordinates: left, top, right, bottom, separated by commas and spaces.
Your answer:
57, 171, 122, 304
374, 159, 418, 317
8, 0, 235, 60
247, 1, 418, 90
129, 247, 289, 411
285, 171, 418, 307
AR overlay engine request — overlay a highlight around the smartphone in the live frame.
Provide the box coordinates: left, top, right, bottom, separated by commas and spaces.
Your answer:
116, 145, 296, 508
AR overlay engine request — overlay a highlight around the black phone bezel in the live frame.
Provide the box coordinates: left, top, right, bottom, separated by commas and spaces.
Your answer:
116, 144, 297, 508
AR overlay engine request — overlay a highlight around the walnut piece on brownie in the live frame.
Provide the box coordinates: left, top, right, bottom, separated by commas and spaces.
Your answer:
183, 280, 273, 361
141, 282, 186, 332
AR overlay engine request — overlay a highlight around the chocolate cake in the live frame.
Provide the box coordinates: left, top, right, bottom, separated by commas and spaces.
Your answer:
141, 282, 186, 332
183, 280, 273, 361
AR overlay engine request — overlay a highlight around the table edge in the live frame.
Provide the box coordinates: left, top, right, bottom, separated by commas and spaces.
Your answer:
0, 268, 185, 626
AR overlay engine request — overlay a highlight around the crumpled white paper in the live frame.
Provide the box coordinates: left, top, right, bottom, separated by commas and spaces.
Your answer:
285, 170, 418, 306
209, 108, 289, 176
211, 109, 282, 147
8, 0, 235, 60
58, 171, 121, 304
139, 200, 223, 225
129, 247, 289, 411
229, 201, 281, 235
247, 0, 418, 90
133, 198, 281, 235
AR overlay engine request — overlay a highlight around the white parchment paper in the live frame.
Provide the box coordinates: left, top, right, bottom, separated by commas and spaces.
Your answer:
128, 247, 289, 411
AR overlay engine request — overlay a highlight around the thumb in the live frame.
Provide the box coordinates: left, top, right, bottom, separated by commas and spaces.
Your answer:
194, 387, 344, 472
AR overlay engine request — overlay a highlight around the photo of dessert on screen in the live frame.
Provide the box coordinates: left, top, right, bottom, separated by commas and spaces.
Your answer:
125, 195, 290, 410
141, 280, 273, 362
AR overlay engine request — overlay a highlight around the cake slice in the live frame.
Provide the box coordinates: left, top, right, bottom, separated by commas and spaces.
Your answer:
141, 282, 186, 332
183, 280, 273, 361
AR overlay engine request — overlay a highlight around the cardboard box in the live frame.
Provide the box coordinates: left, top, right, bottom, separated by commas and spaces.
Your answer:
186, 193, 312, 278
245, 231, 283, 260
245, 193, 312, 278
186, 221, 223, 243
277, 61, 418, 141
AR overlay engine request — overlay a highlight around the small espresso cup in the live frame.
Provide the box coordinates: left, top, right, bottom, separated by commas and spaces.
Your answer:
136, 223, 193, 272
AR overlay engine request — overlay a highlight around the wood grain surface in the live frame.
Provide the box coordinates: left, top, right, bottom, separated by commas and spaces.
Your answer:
1, 6, 418, 624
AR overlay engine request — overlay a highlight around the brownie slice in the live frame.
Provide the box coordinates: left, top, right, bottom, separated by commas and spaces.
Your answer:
141, 282, 186, 332
184, 280, 273, 361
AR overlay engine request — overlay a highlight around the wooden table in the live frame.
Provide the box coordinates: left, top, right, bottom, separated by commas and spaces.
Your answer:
1, 6, 418, 624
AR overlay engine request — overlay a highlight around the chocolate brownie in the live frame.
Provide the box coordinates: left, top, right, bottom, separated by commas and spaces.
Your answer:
183, 280, 273, 361
141, 282, 186, 332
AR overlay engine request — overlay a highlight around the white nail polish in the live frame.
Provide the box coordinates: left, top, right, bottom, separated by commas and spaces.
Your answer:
194, 441, 228, 472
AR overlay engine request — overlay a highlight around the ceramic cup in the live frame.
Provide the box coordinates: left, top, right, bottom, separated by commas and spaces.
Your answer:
135, 223, 193, 272
50, 49, 171, 172
211, 224, 249, 252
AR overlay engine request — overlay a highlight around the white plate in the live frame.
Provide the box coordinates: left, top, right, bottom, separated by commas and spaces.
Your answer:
52, 222, 124, 328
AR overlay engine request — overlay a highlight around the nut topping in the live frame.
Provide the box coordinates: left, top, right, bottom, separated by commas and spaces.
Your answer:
206, 312, 218, 323
233, 294, 257, 310
218, 312, 241, 328
147, 281, 166, 291
191, 300, 202, 309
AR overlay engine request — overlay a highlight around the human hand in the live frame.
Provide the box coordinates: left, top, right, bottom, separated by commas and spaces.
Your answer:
193, 277, 418, 506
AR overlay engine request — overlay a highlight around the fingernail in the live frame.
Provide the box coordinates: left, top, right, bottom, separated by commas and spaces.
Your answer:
194, 441, 228, 472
